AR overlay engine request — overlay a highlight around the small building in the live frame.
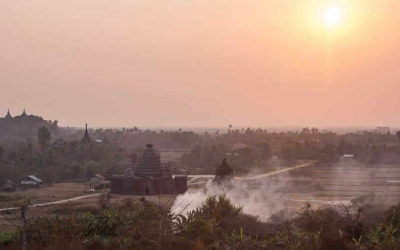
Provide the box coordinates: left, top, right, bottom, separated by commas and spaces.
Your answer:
232, 143, 248, 151
340, 154, 355, 159
110, 144, 187, 195
88, 174, 110, 192
21, 175, 42, 187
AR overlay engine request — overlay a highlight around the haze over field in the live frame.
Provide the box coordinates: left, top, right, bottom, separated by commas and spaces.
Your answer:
1, 0, 400, 127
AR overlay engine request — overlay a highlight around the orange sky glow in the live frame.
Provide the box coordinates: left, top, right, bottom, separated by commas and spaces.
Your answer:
1, 0, 400, 127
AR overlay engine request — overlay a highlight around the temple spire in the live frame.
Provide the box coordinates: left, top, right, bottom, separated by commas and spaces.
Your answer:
81, 123, 92, 144
21, 109, 27, 116
5, 109, 12, 119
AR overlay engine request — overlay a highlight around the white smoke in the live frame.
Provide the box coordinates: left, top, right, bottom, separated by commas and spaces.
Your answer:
171, 175, 291, 221
172, 159, 400, 221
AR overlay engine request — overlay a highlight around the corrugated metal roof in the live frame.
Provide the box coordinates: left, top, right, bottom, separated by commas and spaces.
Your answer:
28, 175, 42, 183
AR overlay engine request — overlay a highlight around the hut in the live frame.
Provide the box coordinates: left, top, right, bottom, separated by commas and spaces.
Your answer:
88, 174, 110, 192
21, 175, 42, 187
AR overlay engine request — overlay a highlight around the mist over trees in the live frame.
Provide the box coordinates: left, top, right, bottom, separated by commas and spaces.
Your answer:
1, 121, 400, 185
1, 116, 400, 249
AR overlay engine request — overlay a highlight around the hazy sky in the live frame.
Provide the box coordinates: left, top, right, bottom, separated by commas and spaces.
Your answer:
1, 0, 400, 127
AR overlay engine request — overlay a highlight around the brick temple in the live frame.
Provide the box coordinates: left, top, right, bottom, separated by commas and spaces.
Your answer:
110, 144, 187, 195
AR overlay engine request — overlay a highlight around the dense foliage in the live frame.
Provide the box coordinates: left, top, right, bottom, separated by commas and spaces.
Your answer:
1, 125, 400, 185
2, 195, 400, 249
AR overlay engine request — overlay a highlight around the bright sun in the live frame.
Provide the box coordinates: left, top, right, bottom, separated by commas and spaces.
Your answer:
323, 6, 342, 26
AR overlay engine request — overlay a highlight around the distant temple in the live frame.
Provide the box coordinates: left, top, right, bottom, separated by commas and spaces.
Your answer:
5, 109, 12, 119
110, 144, 187, 195
81, 123, 92, 144
214, 158, 234, 183
1, 109, 44, 122
0, 109, 58, 141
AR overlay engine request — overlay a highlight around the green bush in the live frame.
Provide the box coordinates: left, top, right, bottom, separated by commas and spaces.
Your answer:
0, 232, 17, 246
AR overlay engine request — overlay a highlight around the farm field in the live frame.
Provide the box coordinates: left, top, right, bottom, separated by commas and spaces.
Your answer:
186, 160, 400, 210
0, 182, 88, 209
260, 161, 400, 207
0, 191, 176, 232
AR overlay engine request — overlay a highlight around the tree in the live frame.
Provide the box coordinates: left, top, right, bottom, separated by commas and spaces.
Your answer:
0, 145, 3, 164
38, 127, 51, 168
260, 142, 272, 160
397, 131, 400, 142
71, 164, 82, 179
130, 152, 138, 166
321, 143, 337, 160
38, 127, 51, 149
0, 198, 31, 250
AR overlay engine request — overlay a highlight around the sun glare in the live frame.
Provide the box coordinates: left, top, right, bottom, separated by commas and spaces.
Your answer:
323, 6, 342, 26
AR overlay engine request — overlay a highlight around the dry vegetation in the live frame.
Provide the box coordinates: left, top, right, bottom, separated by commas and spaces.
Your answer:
2, 193, 400, 249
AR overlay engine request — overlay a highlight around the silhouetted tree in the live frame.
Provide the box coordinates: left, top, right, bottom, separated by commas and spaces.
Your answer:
71, 164, 82, 179
321, 143, 337, 160
397, 131, 400, 142
130, 152, 138, 166
261, 142, 272, 159
228, 124, 233, 134
86, 165, 95, 179
38, 127, 51, 168
38, 127, 51, 149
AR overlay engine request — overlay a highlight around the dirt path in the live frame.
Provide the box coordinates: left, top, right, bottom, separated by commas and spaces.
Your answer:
0, 193, 102, 212
0, 161, 317, 212
187, 161, 317, 187
240, 160, 317, 181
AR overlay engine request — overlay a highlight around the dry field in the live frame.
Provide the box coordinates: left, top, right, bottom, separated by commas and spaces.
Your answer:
187, 160, 400, 211
260, 160, 400, 207
0, 191, 176, 232
0, 182, 88, 209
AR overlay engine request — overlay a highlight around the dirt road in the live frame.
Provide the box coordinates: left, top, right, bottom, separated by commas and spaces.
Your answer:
0, 161, 317, 212
187, 160, 317, 186
239, 160, 317, 181
0, 193, 102, 212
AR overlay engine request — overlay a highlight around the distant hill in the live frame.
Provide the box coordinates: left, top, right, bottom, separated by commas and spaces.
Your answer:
0, 110, 58, 142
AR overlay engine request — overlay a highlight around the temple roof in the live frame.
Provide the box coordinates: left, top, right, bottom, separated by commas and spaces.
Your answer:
134, 144, 166, 178
138, 144, 161, 167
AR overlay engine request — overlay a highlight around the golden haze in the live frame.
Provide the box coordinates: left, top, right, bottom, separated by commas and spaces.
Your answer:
0, 0, 399, 127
